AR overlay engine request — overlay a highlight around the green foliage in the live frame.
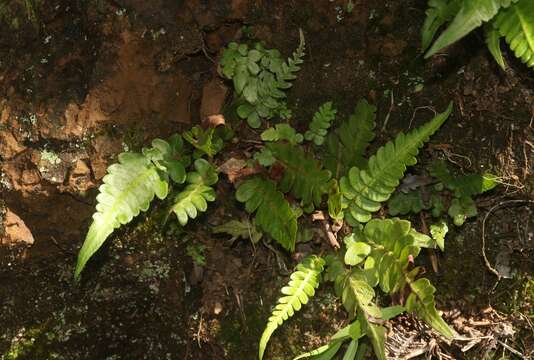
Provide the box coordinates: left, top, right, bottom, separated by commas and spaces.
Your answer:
322, 219, 454, 360
171, 159, 218, 226
259, 256, 325, 360
387, 190, 427, 216
268, 142, 332, 208
236, 177, 298, 251
492, 0, 534, 68
220, 30, 305, 128
186, 243, 206, 266
430, 221, 448, 250
423, 0, 534, 70
304, 102, 337, 145
253, 147, 276, 166
421, 0, 462, 51
183, 125, 223, 158
261, 123, 303, 145
74, 139, 180, 280
340, 103, 452, 224
324, 99, 376, 177
212, 218, 263, 244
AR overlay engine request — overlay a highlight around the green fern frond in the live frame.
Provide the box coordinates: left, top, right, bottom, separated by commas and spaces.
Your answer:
268, 142, 332, 208
171, 159, 218, 226
425, 0, 519, 57
340, 103, 452, 223
421, 0, 462, 52
493, 0, 534, 68
183, 125, 223, 157
324, 99, 376, 177
235, 177, 297, 251
430, 160, 498, 197
259, 255, 325, 360
212, 218, 263, 244
261, 124, 303, 145
75, 152, 169, 280
406, 278, 456, 338
485, 22, 507, 69
304, 101, 337, 145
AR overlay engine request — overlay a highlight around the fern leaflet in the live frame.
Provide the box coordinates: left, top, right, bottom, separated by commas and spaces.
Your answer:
304, 101, 337, 145
235, 177, 297, 251
75, 153, 169, 280
259, 256, 325, 360
340, 103, 452, 223
493, 0, 534, 68
425, 0, 519, 57
421, 0, 462, 51
324, 99, 376, 177
171, 159, 218, 226
268, 142, 332, 208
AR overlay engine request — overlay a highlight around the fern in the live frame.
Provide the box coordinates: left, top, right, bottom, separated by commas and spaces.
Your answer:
182, 125, 223, 158
340, 103, 452, 224
235, 177, 298, 251
304, 101, 337, 145
261, 124, 303, 145
324, 99, 376, 177
212, 218, 263, 244
259, 256, 325, 360
425, 0, 519, 57
75, 153, 170, 280
268, 142, 332, 208
421, 0, 462, 52
354, 219, 454, 337
221, 30, 305, 128
492, 0, 534, 68
171, 159, 218, 226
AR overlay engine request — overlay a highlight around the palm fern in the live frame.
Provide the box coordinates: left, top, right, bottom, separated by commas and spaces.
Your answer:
171, 159, 218, 226
340, 103, 452, 224
259, 256, 325, 360
235, 177, 298, 251
74, 152, 170, 280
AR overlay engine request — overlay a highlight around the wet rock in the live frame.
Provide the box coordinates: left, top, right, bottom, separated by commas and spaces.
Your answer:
0, 208, 35, 247
200, 78, 228, 121
90, 134, 123, 180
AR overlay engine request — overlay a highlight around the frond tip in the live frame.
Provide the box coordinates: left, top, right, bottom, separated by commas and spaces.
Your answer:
259, 256, 325, 360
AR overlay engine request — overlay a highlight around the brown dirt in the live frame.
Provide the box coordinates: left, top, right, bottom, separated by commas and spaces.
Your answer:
1, 0, 533, 359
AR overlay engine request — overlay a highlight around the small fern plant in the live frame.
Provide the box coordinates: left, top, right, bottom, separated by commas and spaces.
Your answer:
74, 131, 220, 281
219, 30, 305, 128
255, 101, 457, 359
423, 0, 534, 70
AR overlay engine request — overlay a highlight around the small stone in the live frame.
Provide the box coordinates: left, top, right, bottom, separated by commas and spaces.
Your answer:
1, 209, 35, 247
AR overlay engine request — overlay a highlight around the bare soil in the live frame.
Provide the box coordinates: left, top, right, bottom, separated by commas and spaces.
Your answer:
1, 1, 533, 359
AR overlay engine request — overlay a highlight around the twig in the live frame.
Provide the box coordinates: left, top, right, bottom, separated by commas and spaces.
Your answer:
481, 199, 534, 279
496, 339, 525, 358
381, 90, 394, 132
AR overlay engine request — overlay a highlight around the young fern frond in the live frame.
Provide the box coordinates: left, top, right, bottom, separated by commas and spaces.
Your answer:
324, 99, 376, 178
74, 153, 170, 280
425, 0, 519, 58
268, 142, 332, 208
259, 256, 325, 360
340, 103, 452, 224
493, 0, 534, 68
304, 101, 337, 145
235, 177, 297, 251
171, 159, 218, 226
